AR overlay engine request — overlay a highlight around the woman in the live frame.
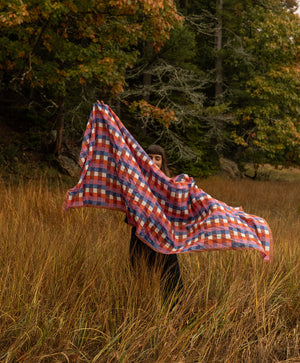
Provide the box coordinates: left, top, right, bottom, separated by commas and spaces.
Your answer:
128, 145, 184, 299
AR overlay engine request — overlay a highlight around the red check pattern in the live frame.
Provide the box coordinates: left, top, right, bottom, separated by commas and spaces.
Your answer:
63, 103, 273, 262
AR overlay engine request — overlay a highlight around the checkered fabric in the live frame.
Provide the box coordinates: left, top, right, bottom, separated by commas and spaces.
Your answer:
64, 103, 273, 262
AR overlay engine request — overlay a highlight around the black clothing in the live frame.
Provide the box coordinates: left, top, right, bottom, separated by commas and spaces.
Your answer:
129, 226, 183, 298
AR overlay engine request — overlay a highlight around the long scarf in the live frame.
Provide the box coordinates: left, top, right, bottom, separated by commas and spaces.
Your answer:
64, 103, 273, 262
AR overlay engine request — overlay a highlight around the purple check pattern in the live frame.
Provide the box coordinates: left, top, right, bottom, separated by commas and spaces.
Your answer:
64, 103, 273, 261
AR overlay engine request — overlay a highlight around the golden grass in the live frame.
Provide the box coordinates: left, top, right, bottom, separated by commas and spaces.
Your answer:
0, 176, 299, 362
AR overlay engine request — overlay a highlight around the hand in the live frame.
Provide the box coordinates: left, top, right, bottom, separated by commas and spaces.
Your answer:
97, 100, 105, 105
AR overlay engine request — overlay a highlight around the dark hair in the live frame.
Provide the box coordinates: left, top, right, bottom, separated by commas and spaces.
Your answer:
145, 144, 169, 176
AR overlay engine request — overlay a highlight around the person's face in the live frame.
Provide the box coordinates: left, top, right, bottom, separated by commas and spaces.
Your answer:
149, 154, 162, 169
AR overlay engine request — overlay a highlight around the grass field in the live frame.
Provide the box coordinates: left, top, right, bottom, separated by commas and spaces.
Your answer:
0, 176, 299, 362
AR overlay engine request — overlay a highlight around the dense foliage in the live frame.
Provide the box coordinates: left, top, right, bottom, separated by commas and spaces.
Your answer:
0, 0, 299, 175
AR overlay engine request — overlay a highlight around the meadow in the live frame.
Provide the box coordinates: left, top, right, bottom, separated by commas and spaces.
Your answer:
0, 176, 299, 362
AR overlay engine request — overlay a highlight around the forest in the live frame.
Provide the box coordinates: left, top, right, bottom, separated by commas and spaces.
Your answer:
0, 0, 300, 176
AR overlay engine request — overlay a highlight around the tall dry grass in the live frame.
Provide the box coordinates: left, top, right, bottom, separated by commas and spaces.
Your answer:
0, 176, 299, 362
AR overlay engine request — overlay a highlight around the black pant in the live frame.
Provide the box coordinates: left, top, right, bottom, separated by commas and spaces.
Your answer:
129, 227, 183, 299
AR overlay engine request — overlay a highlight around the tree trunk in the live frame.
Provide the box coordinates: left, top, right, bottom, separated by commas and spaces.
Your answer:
143, 71, 152, 102
143, 43, 153, 103
54, 97, 65, 156
215, 0, 223, 105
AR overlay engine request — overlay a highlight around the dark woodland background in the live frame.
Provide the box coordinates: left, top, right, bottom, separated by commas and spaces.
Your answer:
1, 0, 300, 178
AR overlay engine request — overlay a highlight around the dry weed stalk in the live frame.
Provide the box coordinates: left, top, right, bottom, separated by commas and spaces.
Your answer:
0, 177, 299, 362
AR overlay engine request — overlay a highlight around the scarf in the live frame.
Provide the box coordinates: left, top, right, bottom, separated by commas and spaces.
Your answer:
63, 103, 273, 262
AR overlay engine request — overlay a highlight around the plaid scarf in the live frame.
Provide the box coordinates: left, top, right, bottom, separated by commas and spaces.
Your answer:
64, 103, 273, 262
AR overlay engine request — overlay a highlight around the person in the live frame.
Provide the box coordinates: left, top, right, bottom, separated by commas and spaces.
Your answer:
95, 101, 184, 298
128, 144, 183, 301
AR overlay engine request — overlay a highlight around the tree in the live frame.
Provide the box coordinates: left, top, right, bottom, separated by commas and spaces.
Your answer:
228, 1, 300, 164
120, 18, 223, 175
1, 0, 299, 174
0, 0, 182, 154
214, 0, 223, 104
